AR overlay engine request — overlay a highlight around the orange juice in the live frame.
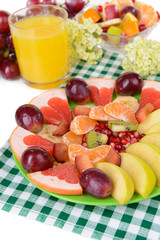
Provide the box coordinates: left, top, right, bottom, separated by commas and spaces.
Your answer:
11, 15, 69, 85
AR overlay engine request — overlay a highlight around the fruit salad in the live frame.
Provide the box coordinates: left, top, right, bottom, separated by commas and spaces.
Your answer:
10, 73, 160, 205
76, 0, 160, 50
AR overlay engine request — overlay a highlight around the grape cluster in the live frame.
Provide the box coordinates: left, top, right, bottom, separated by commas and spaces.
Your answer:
26, 0, 87, 18
0, 10, 20, 80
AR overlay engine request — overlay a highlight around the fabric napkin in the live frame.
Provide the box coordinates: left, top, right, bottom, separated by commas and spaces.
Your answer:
0, 51, 160, 240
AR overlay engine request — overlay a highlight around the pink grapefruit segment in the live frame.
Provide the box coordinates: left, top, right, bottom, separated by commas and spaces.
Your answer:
30, 89, 72, 125
139, 80, 160, 107
27, 163, 83, 195
85, 78, 116, 106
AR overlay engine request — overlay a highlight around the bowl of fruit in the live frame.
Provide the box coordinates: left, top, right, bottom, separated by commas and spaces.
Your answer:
75, 0, 160, 53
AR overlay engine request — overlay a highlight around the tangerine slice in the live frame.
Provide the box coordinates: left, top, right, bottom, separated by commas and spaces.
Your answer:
62, 131, 83, 146
85, 78, 115, 106
70, 116, 97, 135
27, 163, 83, 195
89, 106, 116, 121
104, 102, 138, 125
68, 144, 111, 164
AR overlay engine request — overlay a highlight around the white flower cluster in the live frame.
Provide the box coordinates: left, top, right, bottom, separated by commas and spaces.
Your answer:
122, 37, 160, 77
66, 18, 105, 66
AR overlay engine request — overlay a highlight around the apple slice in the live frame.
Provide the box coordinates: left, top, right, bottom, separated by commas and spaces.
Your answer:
145, 122, 160, 134
103, 4, 120, 21
126, 142, 160, 186
95, 162, 134, 205
120, 152, 156, 198
140, 133, 160, 148
137, 109, 160, 133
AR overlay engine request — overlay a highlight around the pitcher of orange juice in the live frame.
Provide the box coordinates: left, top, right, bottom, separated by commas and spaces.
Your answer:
9, 5, 69, 89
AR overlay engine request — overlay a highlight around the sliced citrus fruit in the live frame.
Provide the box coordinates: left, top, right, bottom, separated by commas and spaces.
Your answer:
27, 163, 83, 195
10, 126, 54, 161
89, 106, 116, 121
139, 80, 160, 107
134, 1, 158, 28
117, 0, 134, 8
85, 78, 115, 106
68, 144, 111, 164
30, 89, 72, 125
62, 131, 83, 146
70, 116, 97, 135
104, 102, 138, 125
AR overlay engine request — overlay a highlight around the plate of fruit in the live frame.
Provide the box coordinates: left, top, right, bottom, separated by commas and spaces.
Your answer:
75, 0, 160, 52
10, 72, 160, 206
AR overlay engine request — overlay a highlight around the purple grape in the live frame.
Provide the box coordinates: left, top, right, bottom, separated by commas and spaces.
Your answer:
115, 72, 143, 96
120, 5, 138, 19
65, 0, 85, 14
0, 52, 3, 66
26, 0, 40, 6
0, 10, 10, 34
66, 78, 91, 104
0, 33, 6, 50
21, 146, 54, 173
15, 104, 44, 133
0, 59, 20, 80
42, 0, 57, 5
80, 168, 113, 198
6, 34, 15, 52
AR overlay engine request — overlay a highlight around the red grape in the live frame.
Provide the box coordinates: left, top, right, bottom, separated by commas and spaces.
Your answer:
0, 52, 3, 66
15, 104, 44, 133
65, 0, 85, 14
115, 72, 143, 96
139, 24, 147, 32
0, 33, 6, 50
6, 34, 15, 52
156, 11, 160, 20
0, 10, 10, 34
66, 78, 91, 104
21, 146, 54, 173
80, 168, 113, 198
42, 0, 57, 5
26, 0, 40, 6
0, 60, 20, 80
120, 5, 138, 19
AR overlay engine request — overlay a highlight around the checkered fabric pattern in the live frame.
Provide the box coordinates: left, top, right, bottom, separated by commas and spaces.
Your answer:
1, 51, 160, 240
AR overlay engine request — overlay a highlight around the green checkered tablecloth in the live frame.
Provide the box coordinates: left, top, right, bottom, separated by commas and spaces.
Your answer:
1, 52, 160, 240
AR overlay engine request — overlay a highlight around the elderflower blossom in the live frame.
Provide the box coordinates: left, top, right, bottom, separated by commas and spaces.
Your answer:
122, 37, 160, 77
66, 18, 105, 66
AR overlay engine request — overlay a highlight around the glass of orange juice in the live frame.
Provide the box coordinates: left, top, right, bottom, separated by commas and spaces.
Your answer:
8, 5, 69, 89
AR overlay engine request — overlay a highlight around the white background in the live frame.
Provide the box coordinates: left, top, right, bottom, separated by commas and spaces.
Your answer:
0, 0, 160, 240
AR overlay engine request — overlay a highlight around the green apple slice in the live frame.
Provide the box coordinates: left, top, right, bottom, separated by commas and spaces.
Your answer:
95, 162, 134, 205
126, 142, 160, 186
120, 152, 156, 198
137, 109, 160, 134
140, 133, 160, 147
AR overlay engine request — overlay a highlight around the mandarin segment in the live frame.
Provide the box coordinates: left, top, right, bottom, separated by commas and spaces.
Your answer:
89, 106, 116, 121
62, 131, 83, 146
68, 144, 111, 164
70, 115, 97, 135
104, 102, 138, 125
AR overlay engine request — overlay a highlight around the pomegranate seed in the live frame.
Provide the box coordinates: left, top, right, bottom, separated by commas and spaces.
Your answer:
94, 125, 102, 131
134, 131, 140, 138
121, 139, 129, 145
140, 134, 145, 138
139, 24, 147, 32
112, 132, 118, 137
128, 132, 134, 138
102, 129, 112, 136
102, 27, 108, 33
119, 149, 125, 153
82, 142, 87, 148
124, 136, 131, 141
156, 11, 160, 20
110, 142, 115, 148
118, 132, 127, 138
82, 133, 89, 142
99, 122, 105, 128
130, 138, 138, 144
97, 5, 103, 12
105, 122, 108, 128
109, 136, 120, 143
115, 144, 122, 151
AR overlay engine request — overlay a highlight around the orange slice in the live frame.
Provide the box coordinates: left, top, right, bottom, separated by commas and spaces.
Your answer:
68, 144, 111, 164
62, 131, 83, 146
27, 163, 83, 195
70, 116, 97, 135
85, 78, 116, 106
89, 106, 116, 121
134, 1, 158, 28
104, 102, 138, 125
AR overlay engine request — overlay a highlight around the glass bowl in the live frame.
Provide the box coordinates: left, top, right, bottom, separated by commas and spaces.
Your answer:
76, 0, 160, 53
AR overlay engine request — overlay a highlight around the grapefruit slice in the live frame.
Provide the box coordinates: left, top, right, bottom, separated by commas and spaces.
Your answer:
89, 106, 116, 121
134, 2, 158, 28
70, 116, 97, 135
104, 102, 138, 125
68, 144, 111, 164
30, 89, 72, 125
27, 163, 83, 195
10, 126, 54, 161
85, 78, 115, 106
139, 80, 160, 108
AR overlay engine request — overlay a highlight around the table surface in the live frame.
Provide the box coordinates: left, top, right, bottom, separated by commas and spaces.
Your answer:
0, 0, 160, 240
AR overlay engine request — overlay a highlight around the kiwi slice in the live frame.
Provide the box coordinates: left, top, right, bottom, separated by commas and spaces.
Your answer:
108, 120, 137, 132
87, 131, 108, 149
